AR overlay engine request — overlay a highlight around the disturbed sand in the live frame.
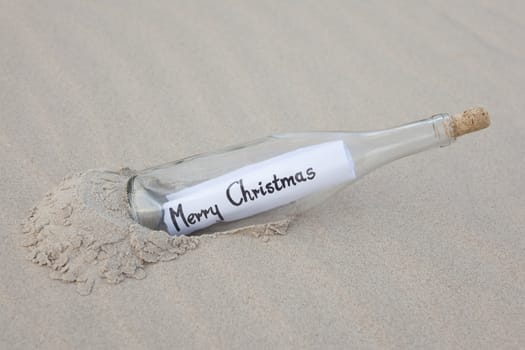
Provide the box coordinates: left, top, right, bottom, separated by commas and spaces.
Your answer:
22, 170, 289, 295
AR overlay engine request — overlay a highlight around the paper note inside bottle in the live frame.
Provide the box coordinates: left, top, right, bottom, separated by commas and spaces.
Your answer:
162, 140, 356, 235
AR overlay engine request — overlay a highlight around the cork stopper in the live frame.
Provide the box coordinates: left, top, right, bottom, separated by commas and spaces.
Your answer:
448, 107, 491, 138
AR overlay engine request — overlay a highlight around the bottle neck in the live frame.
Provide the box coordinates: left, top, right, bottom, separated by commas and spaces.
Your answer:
350, 114, 455, 177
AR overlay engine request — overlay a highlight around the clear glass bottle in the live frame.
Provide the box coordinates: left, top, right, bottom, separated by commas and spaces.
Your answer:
127, 107, 490, 236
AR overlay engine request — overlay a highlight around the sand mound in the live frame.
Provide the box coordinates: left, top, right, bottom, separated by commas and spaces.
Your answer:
21, 170, 290, 295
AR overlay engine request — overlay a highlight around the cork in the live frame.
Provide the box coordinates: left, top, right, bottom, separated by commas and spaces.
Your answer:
448, 107, 491, 138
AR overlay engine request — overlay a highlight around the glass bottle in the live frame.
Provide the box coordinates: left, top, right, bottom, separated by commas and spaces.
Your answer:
127, 107, 490, 236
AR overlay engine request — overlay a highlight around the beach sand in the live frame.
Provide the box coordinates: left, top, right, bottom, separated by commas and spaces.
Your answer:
1, 0, 524, 348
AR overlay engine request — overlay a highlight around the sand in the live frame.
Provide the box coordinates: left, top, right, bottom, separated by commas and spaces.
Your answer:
22, 170, 196, 295
1, 0, 524, 349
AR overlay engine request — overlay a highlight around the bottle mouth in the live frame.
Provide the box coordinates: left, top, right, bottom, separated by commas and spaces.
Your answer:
431, 107, 490, 147
431, 113, 455, 147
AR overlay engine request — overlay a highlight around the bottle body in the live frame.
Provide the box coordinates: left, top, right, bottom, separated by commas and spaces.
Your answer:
128, 114, 454, 235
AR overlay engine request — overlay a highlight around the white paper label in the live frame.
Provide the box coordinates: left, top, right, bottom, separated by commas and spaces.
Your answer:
162, 140, 355, 235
